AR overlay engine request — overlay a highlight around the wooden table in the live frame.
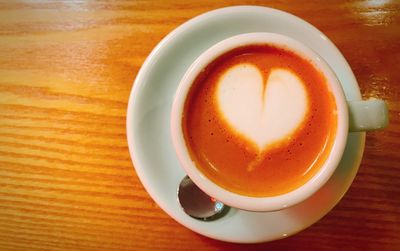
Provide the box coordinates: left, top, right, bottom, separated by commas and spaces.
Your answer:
0, 1, 399, 250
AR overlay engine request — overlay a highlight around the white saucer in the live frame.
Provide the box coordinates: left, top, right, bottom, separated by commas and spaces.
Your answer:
127, 6, 366, 243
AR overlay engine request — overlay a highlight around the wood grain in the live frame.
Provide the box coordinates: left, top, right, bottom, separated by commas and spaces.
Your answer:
0, 0, 399, 250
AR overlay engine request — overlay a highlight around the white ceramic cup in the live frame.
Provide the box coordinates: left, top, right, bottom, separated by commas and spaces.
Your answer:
170, 32, 388, 212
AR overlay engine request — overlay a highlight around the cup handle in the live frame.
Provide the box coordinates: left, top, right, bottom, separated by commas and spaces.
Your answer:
348, 99, 389, 132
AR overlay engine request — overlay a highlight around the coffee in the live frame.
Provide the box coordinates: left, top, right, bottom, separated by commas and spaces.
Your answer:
182, 44, 337, 197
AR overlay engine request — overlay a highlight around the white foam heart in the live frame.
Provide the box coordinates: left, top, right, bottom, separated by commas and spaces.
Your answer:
217, 64, 308, 150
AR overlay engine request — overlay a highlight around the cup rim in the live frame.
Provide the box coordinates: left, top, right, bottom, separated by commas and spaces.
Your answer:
170, 32, 349, 211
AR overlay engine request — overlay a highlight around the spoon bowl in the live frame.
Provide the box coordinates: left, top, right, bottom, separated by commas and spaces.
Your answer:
177, 176, 230, 221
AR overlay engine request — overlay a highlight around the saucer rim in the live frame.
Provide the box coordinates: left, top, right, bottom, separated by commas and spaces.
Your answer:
127, 5, 365, 243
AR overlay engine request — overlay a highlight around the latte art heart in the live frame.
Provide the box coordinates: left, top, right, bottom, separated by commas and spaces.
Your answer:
217, 64, 309, 150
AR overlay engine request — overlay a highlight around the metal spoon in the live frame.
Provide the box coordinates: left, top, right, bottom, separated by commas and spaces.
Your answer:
178, 176, 229, 221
